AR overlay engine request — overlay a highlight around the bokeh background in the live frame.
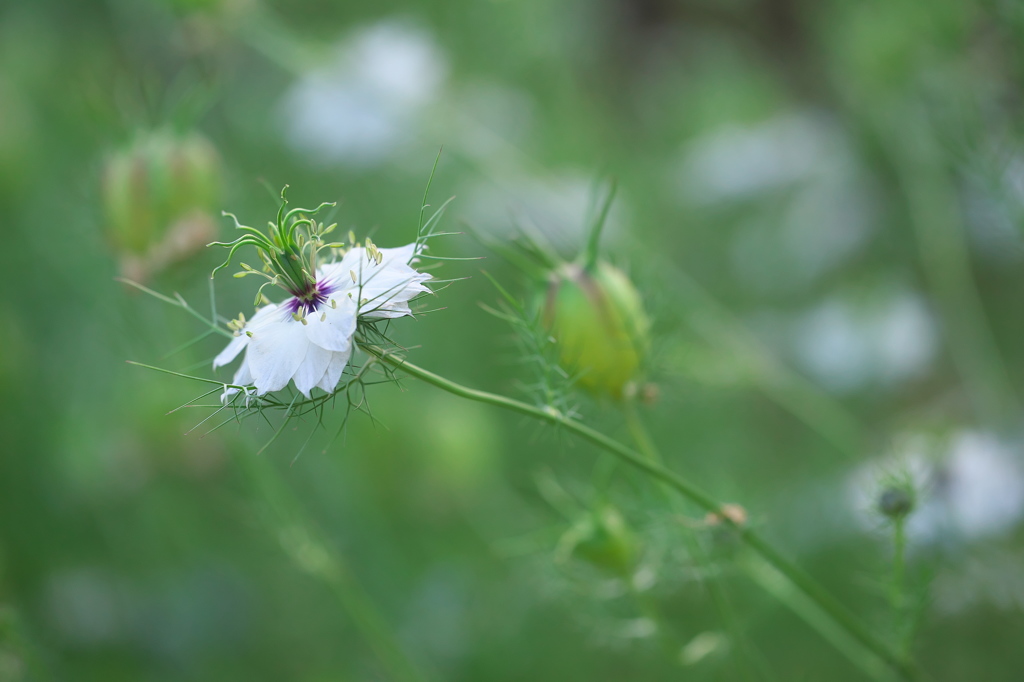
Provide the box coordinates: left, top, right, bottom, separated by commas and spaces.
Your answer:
3, 0, 1024, 680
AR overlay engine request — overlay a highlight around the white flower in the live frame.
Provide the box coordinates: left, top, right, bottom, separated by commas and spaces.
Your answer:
281, 21, 448, 168
848, 430, 1024, 545
322, 243, 431, 319
215, 243, 431, 398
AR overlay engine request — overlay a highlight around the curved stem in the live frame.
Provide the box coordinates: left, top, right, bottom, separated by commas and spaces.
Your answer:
238, 450, 429, 682
364, 345, 919, 681
622, 400, 763, 682
621, 399, 661, 466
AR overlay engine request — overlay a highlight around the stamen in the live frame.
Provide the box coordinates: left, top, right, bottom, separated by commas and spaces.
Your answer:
227, 312, 247, 332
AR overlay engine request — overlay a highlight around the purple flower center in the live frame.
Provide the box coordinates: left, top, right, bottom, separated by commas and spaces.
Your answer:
285, 279, 336, 317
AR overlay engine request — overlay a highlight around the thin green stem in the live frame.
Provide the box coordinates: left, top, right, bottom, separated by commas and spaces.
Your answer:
364, 346, 919, 681
238, 451, 429, 682
892, 521, 905, 611
663, 267, 864, 460
892, 113, 1020, 428
891, 518, 909, 658
622, 400, 660, 466
746, 558, 888, 680
623, 400, 763, 682
582, 180, 617, 272
625, 574, 680, 660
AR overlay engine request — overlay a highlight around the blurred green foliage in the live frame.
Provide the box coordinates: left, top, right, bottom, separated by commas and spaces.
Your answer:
3, 0, 1024, 680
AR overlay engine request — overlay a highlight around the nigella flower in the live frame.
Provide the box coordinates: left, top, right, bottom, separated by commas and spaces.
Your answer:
213, 289, 358, 398
321, 242, 431, 320
210, 190, 431, 399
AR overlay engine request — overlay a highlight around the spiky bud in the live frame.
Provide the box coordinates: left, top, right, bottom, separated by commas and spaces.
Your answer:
542, 261, 649, 398
878, 486, 915, 520
102, 130, 221, 279
558, 504, 638, 578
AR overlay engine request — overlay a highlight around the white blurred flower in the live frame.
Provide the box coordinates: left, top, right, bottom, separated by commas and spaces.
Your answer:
215, 244, 431, 398
281, 20, 448, 167
792, 288, 936, 393
460, 171, 628, 254
675, 112, 878, 291
849, 431, 1024, 545
675, 112, 836, 202
928, 432, 1024, 540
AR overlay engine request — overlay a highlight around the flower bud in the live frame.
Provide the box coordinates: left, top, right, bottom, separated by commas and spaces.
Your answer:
558, 504, 638, 578
878, 486, 915, 520
102, 130, 221, 279
542, 261, 649, 397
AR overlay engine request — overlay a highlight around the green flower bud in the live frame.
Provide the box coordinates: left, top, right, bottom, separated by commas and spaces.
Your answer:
102, 130, 221, 278
542, 261, 650, 397
878, 486, 915, 520
558, 504, 638, 578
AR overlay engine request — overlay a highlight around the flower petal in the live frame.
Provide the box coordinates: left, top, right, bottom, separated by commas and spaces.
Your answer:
316, 347, 352, 393
220, 359, 254, 405
213, 333, 249, 369
317, 248, 365, 291
316, 243, 430, 318
362, 301, 413, 319
303, 294, 357, 351
378, 243, 418, 266
359, 273, 430, 316
232, 357, 253, 386
213, 302, 281, 369
292, 342, 333, 397
247, 312, 310, 394
362, 265, 430, 299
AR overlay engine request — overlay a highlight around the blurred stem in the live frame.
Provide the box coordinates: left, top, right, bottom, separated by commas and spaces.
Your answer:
891, 518, 909, 657
625, 575, 681, 660
0, 597, 52, 682
229, 2, 325, 75
623, 400, 762, 682
581, 180, 617, 272
364, 345, 919, 681
891, 520, 905, 612
237, 452, 430, 682
746, 558, 890, 681
664, 267, 864, 460
622, 399, 660, 466
894, 119, 1020, 427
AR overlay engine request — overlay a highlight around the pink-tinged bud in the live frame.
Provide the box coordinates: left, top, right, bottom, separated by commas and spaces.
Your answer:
543, 261, 649, 398
102, 130, 221, 280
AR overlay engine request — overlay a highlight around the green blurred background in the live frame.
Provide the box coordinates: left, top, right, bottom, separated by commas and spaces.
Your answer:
3, 0, 1024, 679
